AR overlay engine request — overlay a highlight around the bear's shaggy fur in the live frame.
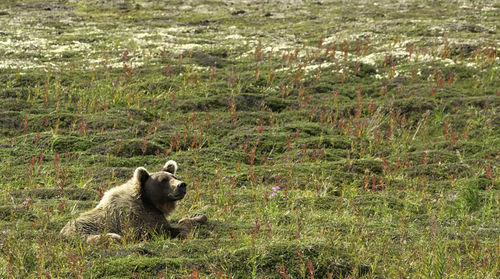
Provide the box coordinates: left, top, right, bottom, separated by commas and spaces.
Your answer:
60, 160, 207, 243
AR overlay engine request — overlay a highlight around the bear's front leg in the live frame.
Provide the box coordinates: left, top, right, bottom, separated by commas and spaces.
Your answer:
172, 214, 208, 238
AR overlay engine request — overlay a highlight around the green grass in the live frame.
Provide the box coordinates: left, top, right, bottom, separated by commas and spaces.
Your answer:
0, 0, 499, 278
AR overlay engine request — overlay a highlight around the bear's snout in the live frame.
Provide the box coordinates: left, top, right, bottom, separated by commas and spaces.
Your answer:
168, 181, 187, 200
177, 182, 187, 192
175, 182, 187, 197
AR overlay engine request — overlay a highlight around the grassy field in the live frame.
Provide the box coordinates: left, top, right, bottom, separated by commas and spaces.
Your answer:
0, 0, 499, 278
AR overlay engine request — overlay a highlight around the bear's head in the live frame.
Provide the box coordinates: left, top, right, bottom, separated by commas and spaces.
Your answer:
134, 160, 186, 214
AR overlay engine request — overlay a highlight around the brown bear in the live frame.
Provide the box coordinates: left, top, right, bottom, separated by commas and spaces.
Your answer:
60, 160, 207, 244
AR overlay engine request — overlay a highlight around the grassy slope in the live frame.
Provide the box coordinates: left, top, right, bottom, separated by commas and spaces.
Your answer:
0, 0, 499, 278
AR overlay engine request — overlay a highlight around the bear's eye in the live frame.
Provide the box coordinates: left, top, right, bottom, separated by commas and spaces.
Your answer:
158, 177, 169, 183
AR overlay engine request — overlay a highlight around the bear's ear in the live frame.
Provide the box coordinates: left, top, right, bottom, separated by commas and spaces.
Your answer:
133, 167, 150, 185
163, 160, 178, 175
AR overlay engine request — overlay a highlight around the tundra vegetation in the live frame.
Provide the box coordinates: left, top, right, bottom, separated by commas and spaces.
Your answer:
0, 0, 499, 278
